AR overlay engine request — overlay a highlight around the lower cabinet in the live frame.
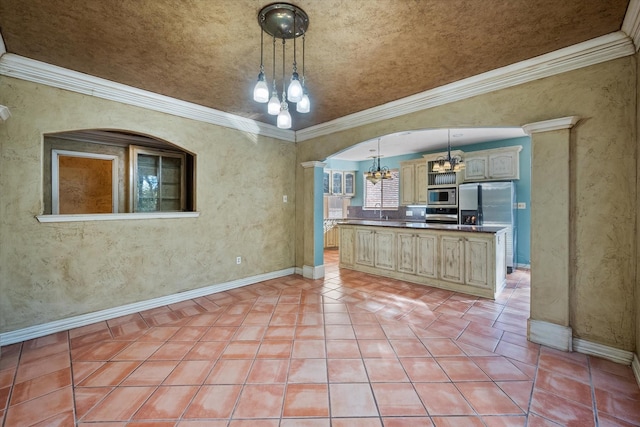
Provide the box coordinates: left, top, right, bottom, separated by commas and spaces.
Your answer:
355, 228, 374, 266
324, 227, 340, 248
397, 233, 416, 274
338, 224, 506, 299
339, 227, 354, 266
440, 235, 465, 284
465, 236, 491, 289
374, 230, 396, 271
416, 234, 438, 278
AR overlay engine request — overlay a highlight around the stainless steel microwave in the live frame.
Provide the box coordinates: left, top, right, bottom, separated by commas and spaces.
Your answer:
427, 187, 457, 207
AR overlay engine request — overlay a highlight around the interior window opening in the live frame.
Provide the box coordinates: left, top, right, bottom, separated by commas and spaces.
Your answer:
43, 129, 196, 215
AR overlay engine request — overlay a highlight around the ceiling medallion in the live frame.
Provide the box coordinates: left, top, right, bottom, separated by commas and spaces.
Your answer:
252, 3, 310, 129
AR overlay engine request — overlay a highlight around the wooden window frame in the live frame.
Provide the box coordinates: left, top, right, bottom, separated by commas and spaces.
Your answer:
51, 149, 119, 215
130, 145, 186, 213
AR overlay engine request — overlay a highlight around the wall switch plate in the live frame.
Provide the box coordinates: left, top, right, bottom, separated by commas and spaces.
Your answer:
236, 256, 241, 264
406, 211, 413, 217
283, 195, 288, 203
517, 202, 526, 209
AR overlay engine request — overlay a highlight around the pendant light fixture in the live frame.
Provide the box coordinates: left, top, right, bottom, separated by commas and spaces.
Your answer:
296, 34, 310, 113
433, 129, 465, 173
365, 138, 393, 185
252, 28, 269, 103
267, 37, 280, 115
255, 3, 310, 128
277, 39, 292, 129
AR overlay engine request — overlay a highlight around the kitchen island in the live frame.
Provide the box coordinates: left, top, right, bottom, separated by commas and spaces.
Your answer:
338, 220, 507, 299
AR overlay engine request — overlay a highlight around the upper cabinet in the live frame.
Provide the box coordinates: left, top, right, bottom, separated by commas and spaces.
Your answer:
343, 171, 356, 197
324, 169, 356, 196
400, 159, 427, 205
463, 146, 522, 182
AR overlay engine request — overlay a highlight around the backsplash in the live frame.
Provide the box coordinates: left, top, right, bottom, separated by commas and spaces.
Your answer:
346, 206, 426, 221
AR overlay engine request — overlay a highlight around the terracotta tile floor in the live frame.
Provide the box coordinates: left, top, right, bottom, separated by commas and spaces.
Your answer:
1, 249, 639, 426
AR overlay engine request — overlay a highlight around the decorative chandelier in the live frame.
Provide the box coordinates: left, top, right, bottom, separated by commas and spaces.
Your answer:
432, 129, 465, 173
365, 138, 393, 185
253, 3, 310, 129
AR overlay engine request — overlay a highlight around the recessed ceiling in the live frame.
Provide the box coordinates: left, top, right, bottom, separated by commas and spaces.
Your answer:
0, 1, 629, 131
330, 128, 527, 161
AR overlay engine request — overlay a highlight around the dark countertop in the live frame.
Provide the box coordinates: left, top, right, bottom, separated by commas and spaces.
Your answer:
337, 219, 507, 234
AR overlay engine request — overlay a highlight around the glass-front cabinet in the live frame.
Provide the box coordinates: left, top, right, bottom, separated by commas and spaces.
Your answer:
343, 171, 356, 196
324, 169, 356, 197
331, 171, 343, 195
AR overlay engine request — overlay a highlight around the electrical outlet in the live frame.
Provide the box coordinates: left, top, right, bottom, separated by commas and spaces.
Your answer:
406, 211, 413, 217
517, 202, 526, 209
283, 195, 288, 203
236, 256, 241, 264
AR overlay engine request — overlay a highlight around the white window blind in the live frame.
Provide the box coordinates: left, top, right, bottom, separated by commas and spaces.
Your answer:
364, 170, 400, 210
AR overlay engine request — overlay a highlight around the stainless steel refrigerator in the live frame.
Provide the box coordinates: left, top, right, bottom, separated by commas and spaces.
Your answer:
458, 181, 517, 272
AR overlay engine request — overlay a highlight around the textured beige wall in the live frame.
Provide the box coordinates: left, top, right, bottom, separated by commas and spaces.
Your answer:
0, 77, 296, 333
297, 57, 637, 350
636, 50, 640, 363
530, 129, 570, 327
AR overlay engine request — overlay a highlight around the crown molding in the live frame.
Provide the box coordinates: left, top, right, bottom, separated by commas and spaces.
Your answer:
0, 31, 634, 144
622, 0, 640, 51
296, 31, 634, 142
300, 161, 326, 169
0, 53, 296, 142
522, 116, 581, 135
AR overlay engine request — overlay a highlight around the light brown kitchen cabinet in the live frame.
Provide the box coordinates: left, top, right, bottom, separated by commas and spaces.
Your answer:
400, 159, 428, 205
463, 146, 522, 182
338, 223, 507, 299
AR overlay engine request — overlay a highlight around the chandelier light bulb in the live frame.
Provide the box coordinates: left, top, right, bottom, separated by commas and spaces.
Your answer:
253, 72, 269, 103
287, 72, 303, 103
277, 102, 292, 129
268, 90, 281, 115
296, 92, 310, 113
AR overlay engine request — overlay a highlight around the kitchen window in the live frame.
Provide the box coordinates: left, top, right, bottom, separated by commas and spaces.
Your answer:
364, 169, 400, 210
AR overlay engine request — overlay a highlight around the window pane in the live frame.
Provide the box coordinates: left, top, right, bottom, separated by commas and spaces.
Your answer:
137, 154, 159, 212
364, 170, 399, 210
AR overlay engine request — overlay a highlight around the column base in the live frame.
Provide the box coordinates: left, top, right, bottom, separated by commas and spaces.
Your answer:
528, 319, 573, 351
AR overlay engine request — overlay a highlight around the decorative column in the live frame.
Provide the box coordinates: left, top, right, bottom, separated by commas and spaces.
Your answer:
300, 161, 326, 279
522, 116, 580, 351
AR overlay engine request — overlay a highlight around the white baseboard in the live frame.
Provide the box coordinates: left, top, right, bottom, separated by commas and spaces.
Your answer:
573, 338, 634, 365
528, 319, 573, 352
515, 263, 531, 270
302, 264, 325, 280
0, 267, 296, 346
632, 354, 640, 388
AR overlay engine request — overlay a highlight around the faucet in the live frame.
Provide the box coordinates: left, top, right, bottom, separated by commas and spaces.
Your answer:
375, 203, 383, 220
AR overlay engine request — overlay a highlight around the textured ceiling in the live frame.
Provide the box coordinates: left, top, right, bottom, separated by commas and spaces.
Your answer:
0, 0, 630, 130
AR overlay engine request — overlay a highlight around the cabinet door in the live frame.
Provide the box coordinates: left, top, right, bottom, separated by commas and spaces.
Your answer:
415, 163, 428, 204
440, 235, 464, 283
339, 227, 355, 266
343, 171, 356, 197
397, 233, 416, 274
374, 231, 396, 271
416, 234, 437, 278
331, 171, 343, 195
400, 163, 415, 205
489, 151, 519, 179
323, 170, 330, 194
464, 157, 488, 181
465, 237, 491, 289
355, 229, 374, 266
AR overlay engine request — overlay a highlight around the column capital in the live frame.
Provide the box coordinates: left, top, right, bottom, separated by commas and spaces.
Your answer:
522, 116, 580, 135
301, 161, 326, 169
